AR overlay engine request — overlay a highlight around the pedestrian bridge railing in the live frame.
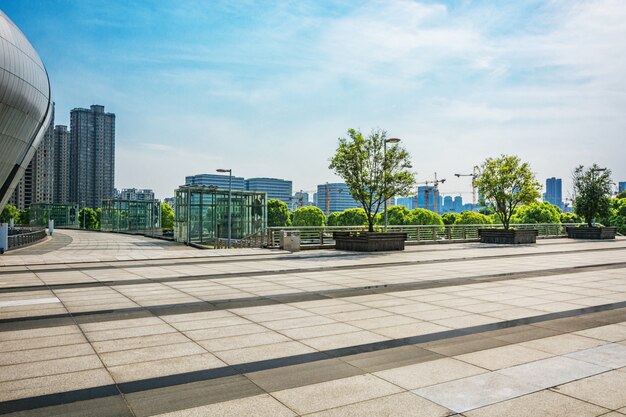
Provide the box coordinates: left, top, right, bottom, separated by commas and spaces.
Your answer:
261, 223, 585, 249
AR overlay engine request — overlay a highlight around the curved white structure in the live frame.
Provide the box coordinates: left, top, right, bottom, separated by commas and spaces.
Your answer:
0, 11, 53, 212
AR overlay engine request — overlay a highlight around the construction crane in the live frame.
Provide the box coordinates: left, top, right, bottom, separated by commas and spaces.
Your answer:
415, 173, 446, 213
454, 166, 479, 211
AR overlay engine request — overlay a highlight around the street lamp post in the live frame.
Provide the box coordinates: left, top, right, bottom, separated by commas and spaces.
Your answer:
384, 138, 401, 230
217, 169, 232, 248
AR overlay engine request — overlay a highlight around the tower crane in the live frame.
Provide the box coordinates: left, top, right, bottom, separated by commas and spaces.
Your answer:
454, 166, 479, 211
415, 173, 446, 213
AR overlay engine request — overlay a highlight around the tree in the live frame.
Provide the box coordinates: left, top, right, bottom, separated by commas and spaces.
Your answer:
510, 202, 561, 224
79, 208, 99, 230
404, 208, 443, 226
267, 199, 290, 227
329, 128, 415, 232
618, 191, 626, 199
337, 208, 368, 226
376, 206, 410, 225
475, 155, 541, 230
573, 164, 613, 228
455, 211, 493, 225
327, 212, 341, 226
560, 212, 582, 224
292, 206, 325, 227
607, 198, 626, 234
0, 205, 19, 223
161, 202, 174, 230
441, 212, 459, 225
18, 208, 30, 225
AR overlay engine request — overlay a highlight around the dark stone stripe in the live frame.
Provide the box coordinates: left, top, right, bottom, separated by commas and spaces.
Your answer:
1, 260, 625, 331
1, 302, 624, 415
2, 245, 625, 294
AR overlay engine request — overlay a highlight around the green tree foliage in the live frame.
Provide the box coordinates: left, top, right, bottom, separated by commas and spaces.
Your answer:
375, 206, 409, 225
441, 212, 459, 225
455, 211, 493, 225
292, 206, 325, 227
607, 198, 626, 234
267, 199, 290, 227
573, 164, 613, 228
161, 202, 174, 230
404, 208, 443, 226
0, 205, 19, 223
326, 212, 341, 226
617, 191, 626, 199
337, 208, 368, 226
18, 208, 30, 225
79, 208, 99, 230
475, 155, 541, 230
560, 212, 582, 224
329, 128, 415, 232
478, 205, 495, 216
510, 202, 561, 224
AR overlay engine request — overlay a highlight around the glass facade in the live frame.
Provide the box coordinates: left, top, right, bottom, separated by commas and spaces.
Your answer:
174, 186, 266, 245
185, 174, 246, 190
30, 203, 80, 228
100, 199, 161, 234
0, 11, 54, 212
245, 177, 292, 205
315, 183, 360, 215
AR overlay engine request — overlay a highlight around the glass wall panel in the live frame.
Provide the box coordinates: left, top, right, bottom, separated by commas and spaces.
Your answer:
30, 203, 80, 227
100, 199, 161, 235
173, 186, 267, 245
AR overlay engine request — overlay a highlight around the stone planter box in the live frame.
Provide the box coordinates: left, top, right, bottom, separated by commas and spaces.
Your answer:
478, 228, 538, 244
333, 231, 407, 252
566, 227, 616, 240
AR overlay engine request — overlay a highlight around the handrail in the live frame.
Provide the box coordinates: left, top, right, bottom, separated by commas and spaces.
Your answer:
262, 223, 586, 248
7, 228, 47, 250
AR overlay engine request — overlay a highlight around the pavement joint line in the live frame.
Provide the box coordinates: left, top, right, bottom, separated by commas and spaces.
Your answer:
2, 260, 626, 329
0, 302, 624, 415
2, 245, 626, 294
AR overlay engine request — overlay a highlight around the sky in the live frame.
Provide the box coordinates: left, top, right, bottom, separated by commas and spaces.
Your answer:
3, 0, 626, 201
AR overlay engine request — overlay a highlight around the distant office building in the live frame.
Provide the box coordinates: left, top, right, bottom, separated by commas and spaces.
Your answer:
53, 125, 70, 204
417, 186, 442, 213
619, 182, 626, 193
163, 197, 175, 207
116, 188, 155, 201
245, 177, 292, 205
395, 196, 416, 210
8, 107, 55, 210
543, 177, 563, 209
70, 105, 116, 208
462, 203, 474, 212
454, 196, 463, 212
292, 191, 311, 210
443, 196, 453, 212
315, 183, 359, 214
185, 173, 246, 190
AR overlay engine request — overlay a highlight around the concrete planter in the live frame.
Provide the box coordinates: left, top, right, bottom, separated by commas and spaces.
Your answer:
566, 226, 616, 240
478, 228, 538, 244
333, 231, 407, 252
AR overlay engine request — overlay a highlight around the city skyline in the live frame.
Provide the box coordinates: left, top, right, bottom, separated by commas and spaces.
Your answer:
3, 1, 626, 200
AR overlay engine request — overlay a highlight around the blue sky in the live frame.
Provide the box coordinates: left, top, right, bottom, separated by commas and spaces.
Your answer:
4, 0, 626, 200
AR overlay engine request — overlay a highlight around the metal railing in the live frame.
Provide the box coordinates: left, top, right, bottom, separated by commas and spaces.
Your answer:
7, 227, 47, 250
263, 223, 585, 248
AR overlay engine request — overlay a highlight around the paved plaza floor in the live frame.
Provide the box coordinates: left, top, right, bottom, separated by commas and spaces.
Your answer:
1, 229, 626, 416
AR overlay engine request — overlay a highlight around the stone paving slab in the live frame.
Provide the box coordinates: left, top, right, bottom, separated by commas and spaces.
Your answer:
1, 232, 626, 416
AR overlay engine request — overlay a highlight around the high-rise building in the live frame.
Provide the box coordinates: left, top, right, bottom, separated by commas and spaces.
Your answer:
315, 183, 359, 214
619, 182, 626, 193
417, 186, 442, 212
70, 105, 116, 208
454, 196, 463, 212
395, 196, 416, 210
185, 173, 246, 190
292, 191, 311, 210
543, 177, 563, 209
53, 125, 70, 204
116, 188, 155, 201
245, 178, 292, 205
8, 107, 55, 210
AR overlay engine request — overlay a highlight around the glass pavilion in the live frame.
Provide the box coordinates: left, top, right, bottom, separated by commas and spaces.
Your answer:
100, 199, 161, 235
174, 185, 266, 245
30, 203, 80, 228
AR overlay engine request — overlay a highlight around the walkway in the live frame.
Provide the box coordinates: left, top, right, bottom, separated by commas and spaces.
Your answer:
0, 232, 625, 416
